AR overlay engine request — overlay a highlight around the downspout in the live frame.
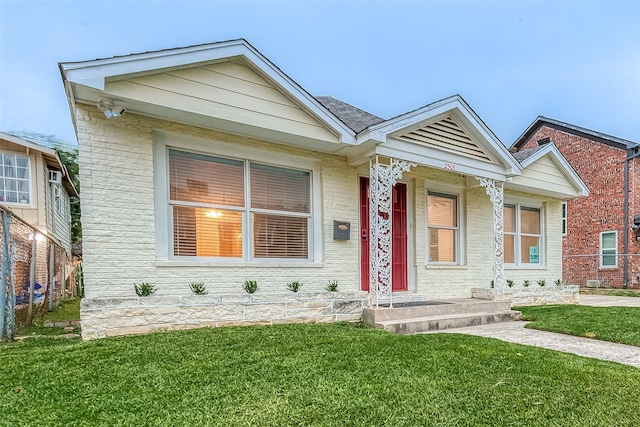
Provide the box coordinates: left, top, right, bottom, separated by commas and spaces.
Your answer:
624, 151, 629, 288
624, 147, 640, 288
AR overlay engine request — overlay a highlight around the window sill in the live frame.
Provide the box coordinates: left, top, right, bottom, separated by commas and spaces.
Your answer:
426, 264, 467, 270
1, 202, 33, 208
505, 265, 547, 270
155, 259, 324, 268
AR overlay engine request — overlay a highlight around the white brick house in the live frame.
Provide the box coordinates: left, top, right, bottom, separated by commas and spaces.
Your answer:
60, 39, 588, 339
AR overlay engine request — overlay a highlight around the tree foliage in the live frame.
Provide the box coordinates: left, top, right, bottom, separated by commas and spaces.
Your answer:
54, 145, 82, 256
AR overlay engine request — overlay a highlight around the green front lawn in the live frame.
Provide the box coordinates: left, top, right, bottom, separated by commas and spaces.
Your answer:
519, 305, 640, 346
2, 323, 639, 426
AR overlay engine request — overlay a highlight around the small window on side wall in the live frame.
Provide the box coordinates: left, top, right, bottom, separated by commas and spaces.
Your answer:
561, 201, 567, 235
600, 231, 617, 268
0, 152, 30, 204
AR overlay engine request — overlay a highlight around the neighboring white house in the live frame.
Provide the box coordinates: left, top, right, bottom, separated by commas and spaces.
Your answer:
59, 39, 588, 339
0, 132, 77, 253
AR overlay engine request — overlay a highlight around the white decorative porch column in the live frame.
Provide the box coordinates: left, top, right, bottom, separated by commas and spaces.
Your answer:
476, 177, 506, 298
369, 157, 414, 308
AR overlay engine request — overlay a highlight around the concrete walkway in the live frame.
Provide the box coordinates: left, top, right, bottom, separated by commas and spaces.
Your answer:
578, 294, 640, 307
430, 295, 640, 368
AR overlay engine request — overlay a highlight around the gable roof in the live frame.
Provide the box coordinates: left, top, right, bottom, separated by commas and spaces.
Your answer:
346, 95, 522, 179
60, 39, 587, 194
60, 39, 356, 147
512, 116, 639, 151
506, 142, 589, 199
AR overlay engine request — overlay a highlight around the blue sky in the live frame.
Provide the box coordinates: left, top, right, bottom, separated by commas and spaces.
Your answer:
1, 1, 639, 146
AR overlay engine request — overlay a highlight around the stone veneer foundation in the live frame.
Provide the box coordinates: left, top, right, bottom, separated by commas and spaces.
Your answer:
471, 285, 579, 306
80, 291, 368, 340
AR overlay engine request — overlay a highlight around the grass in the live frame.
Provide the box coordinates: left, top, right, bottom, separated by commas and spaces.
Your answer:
2, 323, 640, 426
519, 305, 640, 346
580, 287, 640, 297
16, 298, 81, 338
41, 298, 81, 323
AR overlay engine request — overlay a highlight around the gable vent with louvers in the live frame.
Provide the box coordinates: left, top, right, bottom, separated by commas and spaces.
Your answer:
396, 117, 493, 162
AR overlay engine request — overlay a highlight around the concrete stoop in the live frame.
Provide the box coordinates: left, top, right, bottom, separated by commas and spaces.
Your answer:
363, 298, 521, 334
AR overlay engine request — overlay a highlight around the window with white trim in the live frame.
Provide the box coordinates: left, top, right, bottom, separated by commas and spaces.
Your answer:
561, 201, 567, 235
504, 203, 542, 266
54, 185, 67, 216
427, 192, 459, 263
168, 149, 311, 260
0, 152, 30, 204
600, 231, 617, 268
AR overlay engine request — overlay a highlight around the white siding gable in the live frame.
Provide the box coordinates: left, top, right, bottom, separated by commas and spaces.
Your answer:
105, 61, 339, 143
508, 154, 582, 198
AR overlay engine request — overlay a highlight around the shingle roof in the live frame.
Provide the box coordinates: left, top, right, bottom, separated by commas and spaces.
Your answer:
315, 96, 384, 133
511, 145, 547, 164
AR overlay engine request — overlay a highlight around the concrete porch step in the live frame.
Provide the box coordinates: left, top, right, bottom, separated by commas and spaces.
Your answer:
362, 297, 522, 334
377, 310, 522, 334
363, 298, 512, 323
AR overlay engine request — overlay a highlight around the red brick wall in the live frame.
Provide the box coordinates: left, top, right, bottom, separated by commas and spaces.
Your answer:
519, 126, 639, 287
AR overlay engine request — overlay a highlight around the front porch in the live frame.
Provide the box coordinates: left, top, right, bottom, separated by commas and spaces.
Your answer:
362, 284, 580, 335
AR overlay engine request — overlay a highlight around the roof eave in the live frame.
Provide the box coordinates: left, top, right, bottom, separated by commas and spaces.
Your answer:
60, 39, 356, 145
512, 116, 638, 151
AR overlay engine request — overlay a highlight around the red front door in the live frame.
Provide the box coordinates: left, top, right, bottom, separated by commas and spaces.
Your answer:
360, 177, 408, 291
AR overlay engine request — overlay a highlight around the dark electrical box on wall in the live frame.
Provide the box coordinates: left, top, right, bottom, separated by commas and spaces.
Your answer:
333, 221, 351, 240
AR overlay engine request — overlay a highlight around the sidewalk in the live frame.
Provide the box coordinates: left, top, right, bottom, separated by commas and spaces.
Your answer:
578, 294, 640, 307
431, 295, 640, 368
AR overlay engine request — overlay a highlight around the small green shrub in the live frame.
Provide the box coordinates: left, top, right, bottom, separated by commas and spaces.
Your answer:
287, 281, 303, 292
523, 280, 531, 287
506, 279, 515, 288
537, 279, 546, 287
490, 280, 494, 289
243, 280, 259, 294
326, 280, 339, 292
554, 279, 563, 286
134, 282, 156, 297
190, 282, 208, 295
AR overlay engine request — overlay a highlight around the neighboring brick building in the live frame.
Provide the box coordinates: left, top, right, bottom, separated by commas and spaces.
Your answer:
512, 117, 640, 288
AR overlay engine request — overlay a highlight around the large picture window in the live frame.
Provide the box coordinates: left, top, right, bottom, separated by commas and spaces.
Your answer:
0, 152, 30, 204
504, 203, 542, 266
600, 231, 617, 268
168, 149, 311, 260
427, 192, 458, 263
